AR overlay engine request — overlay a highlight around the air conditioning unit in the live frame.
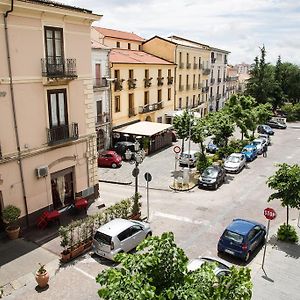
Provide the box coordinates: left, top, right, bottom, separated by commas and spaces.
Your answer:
36, 166, 49, 178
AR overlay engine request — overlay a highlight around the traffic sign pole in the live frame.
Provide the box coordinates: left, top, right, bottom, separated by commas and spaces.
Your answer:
261, 219, 270, 274
144, 172, 152, 222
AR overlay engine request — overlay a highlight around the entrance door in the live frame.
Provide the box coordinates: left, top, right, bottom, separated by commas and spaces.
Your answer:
0, 191, 5, 233
51, 168, 74, 209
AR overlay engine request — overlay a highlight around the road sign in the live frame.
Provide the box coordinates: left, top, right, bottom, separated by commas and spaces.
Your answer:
264, 207, 276, 220
173, 146, 181, 154
144, 172, 152, 182
132, 167, 139, 177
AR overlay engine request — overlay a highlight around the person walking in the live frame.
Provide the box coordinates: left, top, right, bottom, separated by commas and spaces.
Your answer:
262, 143, 268, 158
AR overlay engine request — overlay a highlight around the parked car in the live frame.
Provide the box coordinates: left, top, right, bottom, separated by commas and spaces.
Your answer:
241, 144, 258, 161
98, 150, 122, 168
250, 138, 267, 155
113, 141, 136, 160
266, 119, 287, 129
258, 133, 271, 146
179, 150, 198, 167
257, 125, 274, 135
171, 130, 178, 142
217, 218, 266, 262
93, 218, 152, 261
187, 256, 231, 277
224, 153, 246, 173
198, 165, 226, 190
206, 140, 219, 154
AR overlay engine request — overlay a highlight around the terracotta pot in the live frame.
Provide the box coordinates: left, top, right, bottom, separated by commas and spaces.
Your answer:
71, 243, 84, 258
35, 271, 49, 288
130, 213, 141, 220
61, 250, 71, 262
6, 226, 20, 240
84, 239, 93, 250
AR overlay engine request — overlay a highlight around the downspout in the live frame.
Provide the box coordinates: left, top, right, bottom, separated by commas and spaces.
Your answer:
4, 0, 30, 227
173, 45, 178, 112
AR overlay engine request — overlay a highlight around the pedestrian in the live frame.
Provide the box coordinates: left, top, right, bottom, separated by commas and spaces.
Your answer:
262, 143, 268, 158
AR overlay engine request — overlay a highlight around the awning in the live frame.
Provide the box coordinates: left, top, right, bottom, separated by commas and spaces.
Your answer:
165, 110, 202, 118
113, 121, 172, 137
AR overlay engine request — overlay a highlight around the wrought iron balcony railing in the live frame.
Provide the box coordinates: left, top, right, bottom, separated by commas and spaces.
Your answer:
167, 76, 174, 85
202, 86, 209, 93
114, 79, 124, 92
216, 94, 221, 100
218, 78, 222, 83
93, 78, 108, 88
139, 101, 163, 114
179, 62, 184, 69
198, 83, 203, 90
202, 68, 210, 75
186, 84, 191, 90
211, 58, 216, 63
179, 85, 184, 91
128, 107, 136, 117
41, 57, 77, 78
144, 77, 153, 88
96, 113, 109, 125
210, 78, 215, 85
157, 77, 164, 86
47, 123, 78, 145
193, 83, 197, 90
186, 63, 191, 69
128, 78, 137, 89
193, 63, 198, 69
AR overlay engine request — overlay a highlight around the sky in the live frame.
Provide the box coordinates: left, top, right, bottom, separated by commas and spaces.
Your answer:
62, 0, 300, 65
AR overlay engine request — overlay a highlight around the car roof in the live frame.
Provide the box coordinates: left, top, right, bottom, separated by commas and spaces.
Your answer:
188, 256, 230, 272
227, 219, 261, 235
243, 144, 255, 149
229, 153, 243, 158
96, 218, 135, 236
206, 165, 221, 171
101, 150, 118, 155
252, 139, 263, 143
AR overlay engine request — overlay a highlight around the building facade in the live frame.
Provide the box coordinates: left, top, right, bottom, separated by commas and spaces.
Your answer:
0, 0, 100, 228
226, 65, 239, 97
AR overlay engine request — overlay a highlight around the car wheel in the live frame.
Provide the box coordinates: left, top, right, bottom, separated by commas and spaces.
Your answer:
214, 182, 219, 190
146, 232, 152, 238
244, 251, 251, 262
111, 163, 117, 168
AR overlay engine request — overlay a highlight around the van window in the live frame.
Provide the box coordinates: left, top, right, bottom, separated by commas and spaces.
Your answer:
94, 232, 112, 245
118, 228, 131, 241
130, 225, 142, 235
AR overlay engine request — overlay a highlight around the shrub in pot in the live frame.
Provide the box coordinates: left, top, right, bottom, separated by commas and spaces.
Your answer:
2, 205, 21, 240
35, 263, 49, 288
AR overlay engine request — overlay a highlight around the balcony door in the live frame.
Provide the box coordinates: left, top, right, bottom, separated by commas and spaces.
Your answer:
45, 26, 64, 75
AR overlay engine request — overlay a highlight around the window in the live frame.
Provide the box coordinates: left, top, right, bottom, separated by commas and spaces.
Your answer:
129, 69, 134, 79
96, 100, 102, 123
129, 93, 134, 116
186, 97, 189, 108
138, 45, 142, 51
144, 91, 149, 105
179, 75, 182, 86
128, 43, 131, 50
157, 117, 162, 123
158, 89, 162, 102
168, 88, 171, 101
193, 74, 196, 85
186, 53, 189, 64
199, 57, 202, 68
145, 69, 149, 79
115, 96, 120, 112
193, 95, 195, 107
116, 41, 120, 48
95, 63, 101, 86
186, 75, 189, 86
118, 229, 131, 241
179, 97, 182, 109
130, 225, 142, 235
168, 69, 171, 77
47, 89, 68, 128
179, 52, 182, 63
158, 69, 162, 78
114, 69, 120, 80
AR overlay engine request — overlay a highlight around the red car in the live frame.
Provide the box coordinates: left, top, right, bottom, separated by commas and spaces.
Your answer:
98, 150, 122, 168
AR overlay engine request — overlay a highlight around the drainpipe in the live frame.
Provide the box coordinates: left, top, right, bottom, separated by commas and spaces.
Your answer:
4, 0, 30, 227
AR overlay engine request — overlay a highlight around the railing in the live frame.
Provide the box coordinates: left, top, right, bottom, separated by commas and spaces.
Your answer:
218, 78, 222, 83
198, 83, 203, 89
93, 78, 108, 88
202, 86, 209, 93
128, 78, 137, 89
144, 77, 153, 88
211, 58, 216, 63
96, 113, 109, 124
216, 94, 221, 100
179, 62, 184, 69
186, 63, 191, 69
157, 77, 164, 86
209, 96, 215, 101
199, 64, 203, 70
128, 107, 136, 117
114, 79, 124, 91
226, 76, 239, 81
167, 76, 174, 85
193, 63, 198, 69
179, 85, 184, 91
41, 58, 77, 78
193, 83, 197, 90
186, 84, 191, 90
47, 123, 78, 145
139, 101, 163, 114
202, 68, 210, 75
210, 78, 215, 85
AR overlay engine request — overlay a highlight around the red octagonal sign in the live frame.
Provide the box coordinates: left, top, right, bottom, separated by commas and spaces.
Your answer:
264, 207, 277, 220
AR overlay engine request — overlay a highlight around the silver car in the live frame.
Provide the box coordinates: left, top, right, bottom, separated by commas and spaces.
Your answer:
251, 138, 267, 155
258, 134, 271, 146
187, 256, 231, 277
179, 150, 198, 167
224, 153, 246, 173
93, 218, 152, 260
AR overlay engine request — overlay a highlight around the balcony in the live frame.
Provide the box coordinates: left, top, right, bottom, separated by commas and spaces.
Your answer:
128, 78, 137, 90
128, 107, 136, 117
202, 68, 210, 75
218, 78, 222, 83
167, 76, 174, 85
93, 78, 108, 89
47, 123, 78, 146
198, 83, 202, 90
209, 96, 215, 101
199, 64, 203, 70
41, 58, 77, 79
179, 85, 184, 91
114, 79, 124, 92
157, 77, 164, 86
211, 57, 216, 64
210, 78, 215, 85
186, 84, 191, 90
186, 63, 191, 69
216, 94, 221, 100
139, 101, 163, 114
144, 77, 153, 88
202, 86, 209, 93
193, 63, 198, 69
96, 113, 109, 125
179, 62, 184, 69
193, 83, 197, 90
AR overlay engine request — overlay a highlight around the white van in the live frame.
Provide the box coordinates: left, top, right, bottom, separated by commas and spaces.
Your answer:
179, 150, 198, 167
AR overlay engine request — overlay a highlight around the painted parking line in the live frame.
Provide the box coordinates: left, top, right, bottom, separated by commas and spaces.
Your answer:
153, 211, 210, 226
74, 266, 95, 280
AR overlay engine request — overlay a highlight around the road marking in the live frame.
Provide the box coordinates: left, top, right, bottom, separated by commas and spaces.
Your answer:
74, 266, 95, 280
153, 211, 209, 226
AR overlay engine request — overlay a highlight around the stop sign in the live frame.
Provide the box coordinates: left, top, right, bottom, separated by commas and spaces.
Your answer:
264, 207, 277, 220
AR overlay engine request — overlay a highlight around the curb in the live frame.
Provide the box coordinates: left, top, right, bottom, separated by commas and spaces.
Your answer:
169, 183, 198, 192
99, 179, 132, 185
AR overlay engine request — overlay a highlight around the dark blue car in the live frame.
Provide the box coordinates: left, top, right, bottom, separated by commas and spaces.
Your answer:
257, 125, 274, 135
241, 144, 258, 161
206, 140, 219, 153
217, 219, 266, 262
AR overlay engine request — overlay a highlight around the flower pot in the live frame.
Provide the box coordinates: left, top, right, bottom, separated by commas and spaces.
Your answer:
61, 250, 71, 262
6, 226, 20, 240
70, 243, 84, 258
84, 239, 93, 250
35, 271, 49, 288
129, 213, 141, 220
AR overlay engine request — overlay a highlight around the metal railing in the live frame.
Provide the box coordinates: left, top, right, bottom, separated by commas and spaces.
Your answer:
128, 79, 137, 89
179, 62, 184, 69
47, 123, 78, 145
144, 78, 153, 88
202, 86, 209, 93
179, 85, 184, 91
157, 77, 164, 86
210, 78, 215, 85
41, 57, 77, 78
202, 68, 210, 75
93, 78, 108, 88
186, 63, 191, 69
128, 107, 136, 117
193, 63, 198, 69
139, 101, 163, 114
167, 76, 174, 85
114, 79, 124, 91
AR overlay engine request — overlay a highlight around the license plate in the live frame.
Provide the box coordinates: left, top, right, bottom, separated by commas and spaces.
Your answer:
224, 249, 234, 255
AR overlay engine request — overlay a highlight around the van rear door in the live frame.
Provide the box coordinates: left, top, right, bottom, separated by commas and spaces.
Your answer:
93, 231, 112, 253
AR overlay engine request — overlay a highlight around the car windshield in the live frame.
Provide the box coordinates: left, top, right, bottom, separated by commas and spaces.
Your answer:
202, 168, 218, 178
227, 156, 240, 163
252, 141, 261, 146
224, 230, 243, 244
242, 147, 252, 152
94, 232, 112, 245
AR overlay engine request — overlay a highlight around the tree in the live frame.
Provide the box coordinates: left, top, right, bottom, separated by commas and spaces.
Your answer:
96, 232, 253, 300
281, 63, 300, 104
190, 117, 208, 155
267, 163, 300, 225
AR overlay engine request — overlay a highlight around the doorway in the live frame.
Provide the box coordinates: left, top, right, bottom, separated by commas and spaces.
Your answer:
0, 191, 5, 233
51, 168, 74, 210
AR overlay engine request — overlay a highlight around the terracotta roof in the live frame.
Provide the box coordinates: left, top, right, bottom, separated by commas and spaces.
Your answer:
110, 49, 173, 65
93, 27, 144, 42
91, 40, 110, 50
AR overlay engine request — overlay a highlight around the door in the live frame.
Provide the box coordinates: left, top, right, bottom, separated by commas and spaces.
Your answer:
130, 225, 145, 247
0, 191, 5, 233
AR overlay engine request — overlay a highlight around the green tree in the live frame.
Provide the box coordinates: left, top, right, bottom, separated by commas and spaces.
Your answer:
96, 232, 253, 300
267, 163, 300, 225
190, 117, 208, 155
281, 63, 300, 104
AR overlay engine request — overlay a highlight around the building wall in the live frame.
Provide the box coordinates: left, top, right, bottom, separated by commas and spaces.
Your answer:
103, 37, 142, 50
111, 63, 175, 127
0, 0, 100, 225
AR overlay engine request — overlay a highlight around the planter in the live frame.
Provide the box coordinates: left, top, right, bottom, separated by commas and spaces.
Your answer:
70, 243, 84, 258
129, 213, 141, 220
61, 250, 71, 262
84, 239, 93, 250
5, 226, 20, 240
35, 271, 49, 288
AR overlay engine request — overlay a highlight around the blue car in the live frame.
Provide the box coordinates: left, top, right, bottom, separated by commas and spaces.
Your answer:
241, 144, 258, 161
257, 124, 274, 135
206, 140, 219, 153
217, 219, 266, 262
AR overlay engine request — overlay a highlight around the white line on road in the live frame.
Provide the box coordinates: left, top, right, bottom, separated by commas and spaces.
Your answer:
153, 211, 209, 226
74, 266, 95, 280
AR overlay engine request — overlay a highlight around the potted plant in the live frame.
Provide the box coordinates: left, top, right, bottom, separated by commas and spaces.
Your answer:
2, 205, 21, 240
35, 263, 49, 288
130, 193, 141, 220
59, 226, 71, 262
